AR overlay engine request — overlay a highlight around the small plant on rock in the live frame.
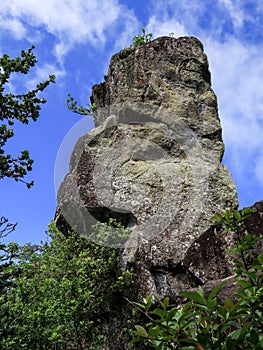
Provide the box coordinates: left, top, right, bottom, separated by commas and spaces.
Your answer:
131, 28, 153, 48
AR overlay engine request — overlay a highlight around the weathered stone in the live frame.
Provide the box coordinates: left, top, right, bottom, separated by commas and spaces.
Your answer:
56, 36, 239, 300
91, 36, 223, 161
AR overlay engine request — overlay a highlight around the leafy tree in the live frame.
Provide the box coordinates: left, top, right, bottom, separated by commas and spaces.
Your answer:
0, 46, 55, 188
0, 47, 55, 312
0, 218, 18, 299
0, 221, 134, 349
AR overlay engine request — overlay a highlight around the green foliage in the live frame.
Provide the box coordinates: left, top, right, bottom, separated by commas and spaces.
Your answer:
0, 221, 134, 349
130, 208, 263, 349
211, 208, 260, 278
1, 206, 262, 349
131, 28, 153, 48
0, 46, 55, 187
66, 93, 96, 116
0, 216, 17, 238
90, 218, 131, 248
0, 217, 19, 307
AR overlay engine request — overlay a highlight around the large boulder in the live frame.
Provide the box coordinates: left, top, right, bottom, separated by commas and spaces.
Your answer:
56, 36, 239, 300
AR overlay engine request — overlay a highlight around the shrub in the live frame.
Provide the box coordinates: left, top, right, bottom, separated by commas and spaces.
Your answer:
0, 221, 134, 349
130, 208, 263, 349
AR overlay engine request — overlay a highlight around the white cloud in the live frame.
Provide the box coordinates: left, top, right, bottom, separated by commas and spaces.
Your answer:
0, 0, 136, 62
148, 0, 206, 36
0, 17, 28, 39
256, 0, 263, 12
219, 0, 245, 29
108, 11, 140, 52
149, 0, 262, 40
205, 35, 263, 197
24, 63, 65, 90
204, 38, 263, 150
147, 16, 187, 39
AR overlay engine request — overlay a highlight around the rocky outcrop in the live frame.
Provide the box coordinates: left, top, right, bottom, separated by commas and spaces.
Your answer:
56, 36, 239, 300
91, 36, 223, 161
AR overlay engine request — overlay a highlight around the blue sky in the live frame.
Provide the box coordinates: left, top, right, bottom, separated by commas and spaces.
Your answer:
1, 0, 263, 245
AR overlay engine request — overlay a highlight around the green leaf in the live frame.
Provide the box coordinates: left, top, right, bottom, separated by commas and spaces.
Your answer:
134, 325, 148, 338
166, 307, 181, 322
211, 212, 223, 221
225, 209, 231, 222
208, 280, 227, 302
233, 210, 241, 221
239, 322, 251, 338
237, 280, 251, 288
151, 308, 165, 318
144, 295, 153, 311
224, 299, 234, 311
228, 325, 249, 342
129, 337, 144, 345
148, 326, 161, 338
258, 254, 263, 265
241, 207, 256, 219
179, 290, 207, 306
163, 296, 169, 309
242, 270, 257, 281
207, 298, 217, 309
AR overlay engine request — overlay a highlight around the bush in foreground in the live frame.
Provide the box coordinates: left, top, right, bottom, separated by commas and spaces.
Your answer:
131, 208, 263, 349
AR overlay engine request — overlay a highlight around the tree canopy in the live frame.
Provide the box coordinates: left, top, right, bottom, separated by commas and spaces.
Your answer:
0, 222, 134, 349
0, 46, 55, 188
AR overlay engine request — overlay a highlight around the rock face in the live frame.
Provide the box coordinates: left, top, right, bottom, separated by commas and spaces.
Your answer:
56, 36, 239, 300
200, 200, 263, 304
92, 36, 223, 161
